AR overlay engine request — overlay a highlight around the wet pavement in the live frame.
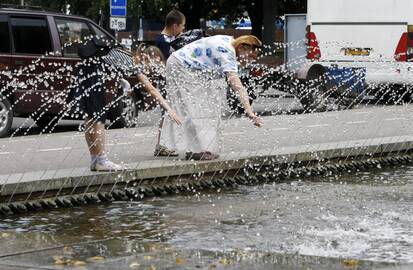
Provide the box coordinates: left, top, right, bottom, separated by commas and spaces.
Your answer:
0, 164, 412, 269
3, 104, 413, 176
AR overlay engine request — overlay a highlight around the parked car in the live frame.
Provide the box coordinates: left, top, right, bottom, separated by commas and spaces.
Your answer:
0, 5, 141, 137
285, 0, 413, 110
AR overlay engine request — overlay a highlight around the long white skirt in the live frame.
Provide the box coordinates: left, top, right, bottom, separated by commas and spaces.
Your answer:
160, 56, 224, 154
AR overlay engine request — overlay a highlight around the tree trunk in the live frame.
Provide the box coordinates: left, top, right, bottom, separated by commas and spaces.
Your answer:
246, 0, 263, 40
179, 1, 204, 29
262, 0, 277, 46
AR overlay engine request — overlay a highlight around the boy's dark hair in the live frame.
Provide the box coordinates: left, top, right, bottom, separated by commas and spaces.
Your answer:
165, 9, 185, 27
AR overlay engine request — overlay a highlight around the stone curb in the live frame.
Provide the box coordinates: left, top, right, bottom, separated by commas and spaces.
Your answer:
1, 135, 412, 199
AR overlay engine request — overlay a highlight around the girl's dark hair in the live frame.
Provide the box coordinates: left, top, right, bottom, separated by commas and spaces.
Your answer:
165, 9, 185, 27
134, 43, 166, 63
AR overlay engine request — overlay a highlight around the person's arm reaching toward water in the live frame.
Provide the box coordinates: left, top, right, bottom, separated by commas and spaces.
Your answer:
227, 72, 262, 127
137, 73, 182, 125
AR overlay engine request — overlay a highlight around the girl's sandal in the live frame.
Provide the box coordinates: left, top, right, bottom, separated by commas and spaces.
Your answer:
185, 151, 219, 161
154, 145, 179, 157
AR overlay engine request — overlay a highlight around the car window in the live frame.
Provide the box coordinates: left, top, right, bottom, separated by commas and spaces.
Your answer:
91, 24, 109, 40
55, 18, 92, 58
10, 16, 52, 55
0, 15, 10, 54
90, 24, 117, 45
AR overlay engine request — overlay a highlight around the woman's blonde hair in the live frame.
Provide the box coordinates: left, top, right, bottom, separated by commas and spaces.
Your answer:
134, 43, 166, 64
232, 35, 262, 49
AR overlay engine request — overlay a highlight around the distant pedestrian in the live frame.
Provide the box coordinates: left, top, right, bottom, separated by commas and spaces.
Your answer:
160, 35, 263, 161
155, 9, 186, 59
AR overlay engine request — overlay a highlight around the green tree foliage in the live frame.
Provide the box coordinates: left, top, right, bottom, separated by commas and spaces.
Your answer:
1, 0, 105, 20
1, 0, 306, 39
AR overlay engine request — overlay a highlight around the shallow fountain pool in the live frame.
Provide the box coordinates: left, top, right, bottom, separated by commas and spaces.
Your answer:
0, 165, 412, 269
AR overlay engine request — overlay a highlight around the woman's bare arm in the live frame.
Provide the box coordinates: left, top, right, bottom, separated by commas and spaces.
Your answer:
227, 72, 262, 127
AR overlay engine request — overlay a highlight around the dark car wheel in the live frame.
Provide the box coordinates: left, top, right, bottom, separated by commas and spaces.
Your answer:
0, 96, 13, 138
35, 115, 59, 133
109, 94, 138, 129
377, 84, 413, 105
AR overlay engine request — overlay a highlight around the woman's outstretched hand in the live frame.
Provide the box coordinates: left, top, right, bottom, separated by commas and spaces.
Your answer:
249, 114, 263, 127
167, 110, 183, 125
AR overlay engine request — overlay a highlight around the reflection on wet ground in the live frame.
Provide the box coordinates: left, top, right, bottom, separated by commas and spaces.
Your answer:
0, 165, 412, 269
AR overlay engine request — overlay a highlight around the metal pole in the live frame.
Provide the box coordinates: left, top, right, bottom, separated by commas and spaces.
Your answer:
138, 17, 143, 41
20, 0, 24, 6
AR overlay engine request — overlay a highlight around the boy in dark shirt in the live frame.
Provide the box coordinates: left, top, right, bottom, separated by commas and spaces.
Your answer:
155, 9, 186, 59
